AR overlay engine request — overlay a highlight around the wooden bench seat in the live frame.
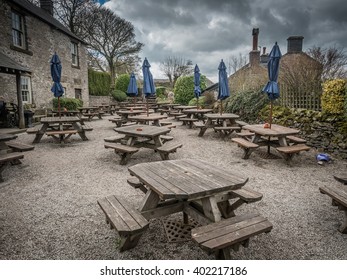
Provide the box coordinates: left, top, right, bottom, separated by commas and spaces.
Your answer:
46, 130, 78, 143
0, 152, 24, 182
104, 143, 139, 165
97, 195, 149, 251
104, 134, 125, 143
286, 135, 307, 145
231, 138, 259, 159
319, 185, 347, 233
193, 121, 205, 129
214, 126, 241, 132
235, 120, 249, 127
236, 130, 255, 140
81, 124, 93, 131
159, 121, 172, 126
275, 144, 310, 161
156, 142, 183, 160
127, 177, 148, 194
160, 135, 174, 143
334, 175, 347, 185
26, 124, 43, 134
191, 213, 273, 259
5, 141, 35, 152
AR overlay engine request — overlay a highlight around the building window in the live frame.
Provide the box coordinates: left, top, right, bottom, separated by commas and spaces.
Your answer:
71, 42, 79, 66
21, 76, 32, 104
12, 11, 26, 48
75, 88, 82, 99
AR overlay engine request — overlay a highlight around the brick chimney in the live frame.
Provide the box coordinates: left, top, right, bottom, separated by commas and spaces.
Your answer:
40, 0, 53, 16
249, 28, 260, 67
287, 36, 304, 53
260, 47, 268, 63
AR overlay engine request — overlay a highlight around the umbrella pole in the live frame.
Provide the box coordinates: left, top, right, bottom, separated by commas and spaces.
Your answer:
269, 100, 273, 129
146, 97, 149, 116
58, 96, 61, 118
196, 97, 199, 109
220, 100, 222, 115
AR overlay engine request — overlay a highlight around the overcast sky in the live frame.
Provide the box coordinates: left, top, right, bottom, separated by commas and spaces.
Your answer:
104, 0, 346, 82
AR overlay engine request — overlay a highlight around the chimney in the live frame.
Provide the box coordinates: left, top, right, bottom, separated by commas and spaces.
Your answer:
252, 28, 259, 51
250, 28, 260, 66
40, 0, 53, 16
287, 36, 304, 53
260, 47, 268, 64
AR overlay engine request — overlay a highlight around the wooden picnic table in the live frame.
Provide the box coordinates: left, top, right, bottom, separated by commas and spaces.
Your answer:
128, 114, 167, 126
115, 109, 154, 122
30, 116, 90, 144
52, 110, 80, 117
181, 108, 214, 128
198, 113, 240, 137
78, 106, 103, 121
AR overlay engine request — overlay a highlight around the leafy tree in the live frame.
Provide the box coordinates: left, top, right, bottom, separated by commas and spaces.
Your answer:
174, 75, 207, 105
82, 6, 143, 85
160, 56, 193, 87
308, 45, 347, 80
115, 74, 130, 93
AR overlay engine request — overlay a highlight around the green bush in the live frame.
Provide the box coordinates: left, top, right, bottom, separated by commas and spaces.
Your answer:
53, 97, 83, 110
225, 90, 268, 123
88, 69, 111, 96
174, 75, 207, 105
188, 96, 206, 108
111, 90, 127, 102
321, 79, 346, 115
115, 74, 131, 93
156, 86, 166, 98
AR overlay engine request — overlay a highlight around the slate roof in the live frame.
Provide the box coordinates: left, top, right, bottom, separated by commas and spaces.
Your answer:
0, 52, 31, 73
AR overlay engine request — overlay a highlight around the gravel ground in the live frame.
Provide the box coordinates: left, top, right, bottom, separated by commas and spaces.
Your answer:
0, 115, 347, 260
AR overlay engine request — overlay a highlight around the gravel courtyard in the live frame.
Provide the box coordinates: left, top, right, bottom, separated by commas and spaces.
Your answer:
0, 115, 346, 260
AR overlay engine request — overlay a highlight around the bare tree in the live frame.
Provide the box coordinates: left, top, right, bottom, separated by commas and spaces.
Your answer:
83, 6, 143, 85
307, 45, 347, 80
228, 53, 247, 74
160, 56, 193, 87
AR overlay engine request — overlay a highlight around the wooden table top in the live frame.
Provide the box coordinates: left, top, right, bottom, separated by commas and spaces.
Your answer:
40, 116, 81, 123
128, 114, 167, 121
128, 159, 248, 200
114, 124, 171, 137
182, 108, 213, 114
204, 113, 239, 119
116, 110, 148, 115
174, 105, 197, 110
243, 124, 300, 137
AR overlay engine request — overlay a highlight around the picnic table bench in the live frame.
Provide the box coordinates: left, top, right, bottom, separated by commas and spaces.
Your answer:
231, 137, 259, 159
104, 143, 139, 165
156, 142, 183, 160
275, 144, 310, 161
320, 184, 347, 233
45, 129, 78, 144
5, 141, 35, 152
191, 213, 273, 259
0, 152, 24, 182
97, 195, 149, 251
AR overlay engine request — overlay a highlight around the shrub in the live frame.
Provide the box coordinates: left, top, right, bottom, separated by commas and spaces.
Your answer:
88, 69, 111, 96
53, 97, 83, 110
115, 74, 131, 93
174, 75, 207, 105
156, 86, 166, 98
111, 90, 127, 102
225, 90, 268, 123
321, 79, 346, 115
188, 96, 206, 108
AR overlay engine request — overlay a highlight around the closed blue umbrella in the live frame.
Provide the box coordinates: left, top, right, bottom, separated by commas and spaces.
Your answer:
142, 58, 156, 115
194, 64, 201, 108
127, 72, 138, 105
262, 42, 282, 128
50, 53, 64, 117
218, 59, 230, 115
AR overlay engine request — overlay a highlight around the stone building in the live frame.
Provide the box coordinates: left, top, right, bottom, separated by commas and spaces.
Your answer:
0, 0, 89, 115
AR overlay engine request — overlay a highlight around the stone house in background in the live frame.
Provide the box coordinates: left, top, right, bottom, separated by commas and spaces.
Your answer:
0, 0, 89, 114
228, 29, 322, 110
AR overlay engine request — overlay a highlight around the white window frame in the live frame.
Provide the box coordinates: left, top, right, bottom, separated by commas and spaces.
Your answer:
71, 42, 79, 66
20, 76, 32, 104
11, 11, 26, 48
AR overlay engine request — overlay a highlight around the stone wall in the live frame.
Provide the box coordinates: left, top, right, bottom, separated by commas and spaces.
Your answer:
88, 95, 112, 106
0, 0, 89, 109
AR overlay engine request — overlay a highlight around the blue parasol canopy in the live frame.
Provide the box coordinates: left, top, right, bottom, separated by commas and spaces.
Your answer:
127, 72, 138, 97
217, 59, 230, 100
194, 64, 201, 98
262, 42, 282, 100
50, 53, 64, 98
142, 58, 156, 97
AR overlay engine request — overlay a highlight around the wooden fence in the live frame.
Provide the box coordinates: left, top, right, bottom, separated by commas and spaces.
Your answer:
278, 84, 322, 111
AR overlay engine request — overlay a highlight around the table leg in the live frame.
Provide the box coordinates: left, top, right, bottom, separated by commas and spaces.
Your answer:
138, 189, 160, 212
73, 123, 88, 141
201, 196, 222, 222
33, 123, 49, 143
